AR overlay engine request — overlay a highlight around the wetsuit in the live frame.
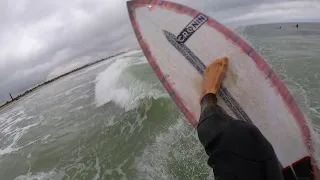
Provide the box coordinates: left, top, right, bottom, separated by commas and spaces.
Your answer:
197, 93, 283, 180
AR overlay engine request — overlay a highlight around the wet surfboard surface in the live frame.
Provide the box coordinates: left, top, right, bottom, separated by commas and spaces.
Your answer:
127, 0, 316, 178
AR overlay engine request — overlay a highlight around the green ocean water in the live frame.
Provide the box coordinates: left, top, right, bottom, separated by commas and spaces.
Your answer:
0, 22, 320, 180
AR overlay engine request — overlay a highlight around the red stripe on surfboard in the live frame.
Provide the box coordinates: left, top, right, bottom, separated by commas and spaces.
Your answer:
127, 0, 315, 169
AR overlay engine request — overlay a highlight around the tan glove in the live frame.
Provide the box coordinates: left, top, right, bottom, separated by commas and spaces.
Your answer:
200, 57, 228, 99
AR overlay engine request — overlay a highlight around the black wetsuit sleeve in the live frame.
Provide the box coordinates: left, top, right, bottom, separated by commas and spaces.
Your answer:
197, 93, 283, 180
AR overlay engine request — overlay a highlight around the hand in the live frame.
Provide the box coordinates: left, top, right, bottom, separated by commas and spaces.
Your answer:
201, 57, 228, 99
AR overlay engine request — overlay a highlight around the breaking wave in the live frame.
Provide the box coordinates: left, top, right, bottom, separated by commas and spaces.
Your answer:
94, 52, 168, 111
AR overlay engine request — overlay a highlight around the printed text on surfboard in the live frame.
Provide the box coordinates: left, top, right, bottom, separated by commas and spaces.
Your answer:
176, 14, 208, 44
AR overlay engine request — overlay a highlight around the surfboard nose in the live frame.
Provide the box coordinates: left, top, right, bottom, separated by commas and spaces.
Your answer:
127, 1, 135, 19
127, 1, 133, 9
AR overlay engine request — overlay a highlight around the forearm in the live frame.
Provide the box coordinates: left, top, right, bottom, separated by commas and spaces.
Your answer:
197, 93, 232, 152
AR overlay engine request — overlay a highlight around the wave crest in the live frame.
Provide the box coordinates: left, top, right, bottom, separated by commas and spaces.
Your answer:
94, 52, 168, 111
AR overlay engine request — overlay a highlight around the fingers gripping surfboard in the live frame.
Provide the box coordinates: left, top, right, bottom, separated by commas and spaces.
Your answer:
127, 0, 317, 179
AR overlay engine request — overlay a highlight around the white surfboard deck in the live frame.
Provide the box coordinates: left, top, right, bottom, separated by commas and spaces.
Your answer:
127, 0, 315, 172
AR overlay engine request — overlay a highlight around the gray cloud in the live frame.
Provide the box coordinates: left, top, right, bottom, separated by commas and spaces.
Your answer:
0, 0, 319, 101
0, 0, 135, 100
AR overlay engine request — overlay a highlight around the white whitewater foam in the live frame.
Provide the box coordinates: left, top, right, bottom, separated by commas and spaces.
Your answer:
0, 122, 39, 156
104, 116, 116, 127
0, 106, 40, 156
94, 54, 167, 111
135, 119, 184, 180
135, 118, 213, 180
14, 170, 65, 180
92, 156, 101, 180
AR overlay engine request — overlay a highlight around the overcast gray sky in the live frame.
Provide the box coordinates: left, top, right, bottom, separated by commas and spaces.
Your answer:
0, 0, 319, 101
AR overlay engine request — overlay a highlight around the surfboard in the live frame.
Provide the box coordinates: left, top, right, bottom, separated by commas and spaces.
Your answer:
127, 0, 317, 179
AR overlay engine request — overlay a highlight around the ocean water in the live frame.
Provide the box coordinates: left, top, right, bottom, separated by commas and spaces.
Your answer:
0, 22, 320, 180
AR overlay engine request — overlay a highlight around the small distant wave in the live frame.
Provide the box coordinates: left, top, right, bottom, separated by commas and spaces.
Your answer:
94, 51, 168, 111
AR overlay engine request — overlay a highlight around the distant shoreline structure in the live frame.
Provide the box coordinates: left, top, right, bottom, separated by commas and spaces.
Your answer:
0, 50, 132, 110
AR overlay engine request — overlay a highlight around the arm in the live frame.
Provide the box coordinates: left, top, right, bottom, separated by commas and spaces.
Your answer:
197, 93, 283, 180
197, 57, 282, 179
